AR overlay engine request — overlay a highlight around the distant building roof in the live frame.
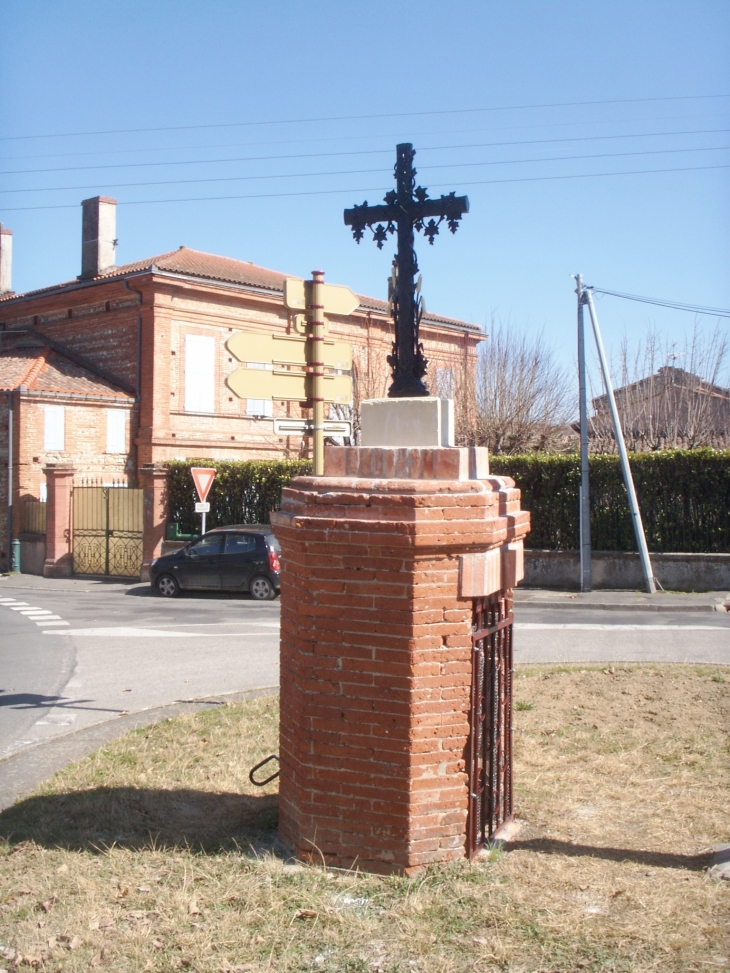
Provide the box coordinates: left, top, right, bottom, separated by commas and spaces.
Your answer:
0, 246, 479, 333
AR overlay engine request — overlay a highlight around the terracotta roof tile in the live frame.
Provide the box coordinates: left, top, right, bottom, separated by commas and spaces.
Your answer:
0, 344, 133, 399
0, 246, 479, 332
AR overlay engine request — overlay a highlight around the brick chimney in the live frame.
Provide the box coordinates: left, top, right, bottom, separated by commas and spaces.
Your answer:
80, 196, 117, 279
0, 224, 12, 295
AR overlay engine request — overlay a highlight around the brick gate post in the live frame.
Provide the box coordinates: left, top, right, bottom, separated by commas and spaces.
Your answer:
139, 463, 169, 582
42, 463, 76, 578
272, 445, 530, 875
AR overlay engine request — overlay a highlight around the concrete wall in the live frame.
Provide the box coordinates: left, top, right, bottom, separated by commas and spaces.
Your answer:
524, 550, 730, 592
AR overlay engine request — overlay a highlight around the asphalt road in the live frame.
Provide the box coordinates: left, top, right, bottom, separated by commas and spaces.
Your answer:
1, 575, 728, 764
0, 576, 279, 761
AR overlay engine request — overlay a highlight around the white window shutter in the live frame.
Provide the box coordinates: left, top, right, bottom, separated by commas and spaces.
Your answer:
43, 405, 65, 451
185, 335, 216, 413
106, 409, 126, 453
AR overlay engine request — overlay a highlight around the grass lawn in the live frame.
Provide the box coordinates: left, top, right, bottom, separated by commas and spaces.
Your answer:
0, 665, 728, 972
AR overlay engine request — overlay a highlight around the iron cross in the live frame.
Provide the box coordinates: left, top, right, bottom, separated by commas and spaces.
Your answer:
344, 143, 468, 397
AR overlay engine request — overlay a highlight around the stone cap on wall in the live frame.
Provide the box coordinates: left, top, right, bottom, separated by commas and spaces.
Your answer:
324, 445, 490, 481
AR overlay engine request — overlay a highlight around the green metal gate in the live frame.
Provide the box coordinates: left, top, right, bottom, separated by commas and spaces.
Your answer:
72, 483, 143, 577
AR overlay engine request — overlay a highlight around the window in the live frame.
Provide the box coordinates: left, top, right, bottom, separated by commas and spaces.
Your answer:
189, 534, 223, 555
246, 361, 273, 417
43, 405, 65, 451
39, 480, 47, 503
185, 334, 215, 413
106, 409, 127, 453
224, 533, 257, 554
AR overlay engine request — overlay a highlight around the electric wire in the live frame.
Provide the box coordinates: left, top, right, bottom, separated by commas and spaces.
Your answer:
1, 92, 727, 142
2, 126, 727, 177
2, 162, 728, 213
590, 287, 730, 318
3, 110, 727, 163
2, 143, 728, 196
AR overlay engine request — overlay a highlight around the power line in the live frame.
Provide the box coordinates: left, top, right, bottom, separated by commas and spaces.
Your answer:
2, 143, 728, 196
4, 109, 726, 163
2, 162, 728, 213
2, 126, 727, 177
1, 93, 727, 142
590, 287, 730, 318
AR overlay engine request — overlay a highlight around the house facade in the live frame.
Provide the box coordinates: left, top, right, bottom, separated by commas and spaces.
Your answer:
0, 197, 482, 575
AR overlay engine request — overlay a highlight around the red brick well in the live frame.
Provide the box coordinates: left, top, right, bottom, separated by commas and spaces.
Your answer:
271, 445, 530, 874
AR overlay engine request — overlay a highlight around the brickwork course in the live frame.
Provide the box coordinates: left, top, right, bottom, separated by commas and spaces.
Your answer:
271, 445, 529, 874
0, 203, 481, 571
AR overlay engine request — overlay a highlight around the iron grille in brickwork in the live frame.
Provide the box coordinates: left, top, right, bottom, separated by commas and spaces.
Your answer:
72, 481, 143, 578
467, 591, 514, 857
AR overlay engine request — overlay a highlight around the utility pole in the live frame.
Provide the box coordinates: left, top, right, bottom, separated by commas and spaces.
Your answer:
583, 287, 656, 594
574, 275, 592, 592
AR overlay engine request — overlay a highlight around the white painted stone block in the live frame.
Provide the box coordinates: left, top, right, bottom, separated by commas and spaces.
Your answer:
360, 397, 455, 448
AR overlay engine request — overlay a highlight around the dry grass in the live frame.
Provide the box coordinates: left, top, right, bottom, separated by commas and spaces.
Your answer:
0, 667, 728, 973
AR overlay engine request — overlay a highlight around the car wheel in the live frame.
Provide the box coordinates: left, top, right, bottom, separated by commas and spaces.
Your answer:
250, 575, 276, 601
156, 574, 180, 598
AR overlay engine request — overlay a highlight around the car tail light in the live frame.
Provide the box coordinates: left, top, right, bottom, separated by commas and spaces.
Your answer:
268, 550, 281, 572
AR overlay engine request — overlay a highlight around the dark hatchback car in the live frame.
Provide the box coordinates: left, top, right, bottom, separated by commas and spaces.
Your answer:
150, 525, 281, 600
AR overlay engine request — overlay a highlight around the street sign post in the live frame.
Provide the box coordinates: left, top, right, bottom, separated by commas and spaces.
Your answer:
283, 278, 360, 316
273, 417, 352, 438
225, 274, 357, 475
191, 467, 216, 535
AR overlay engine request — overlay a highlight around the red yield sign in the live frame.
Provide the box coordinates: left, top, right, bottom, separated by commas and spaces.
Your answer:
191, 467, 216, 503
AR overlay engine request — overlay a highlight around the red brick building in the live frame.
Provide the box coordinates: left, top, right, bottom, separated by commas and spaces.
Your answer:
0, 197, 482, 573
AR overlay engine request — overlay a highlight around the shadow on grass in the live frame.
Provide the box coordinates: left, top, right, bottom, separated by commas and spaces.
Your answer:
510, 838, 710, 871
0, 787, 279, 854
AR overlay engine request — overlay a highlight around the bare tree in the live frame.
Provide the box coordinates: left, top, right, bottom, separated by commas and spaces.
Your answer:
460, 320, 573, 453
589, 322, 730, 451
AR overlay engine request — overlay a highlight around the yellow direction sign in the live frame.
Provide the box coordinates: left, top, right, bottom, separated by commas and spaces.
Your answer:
226, 368, 352, 404
283, 278, 360, 316
226, 332, 352, 370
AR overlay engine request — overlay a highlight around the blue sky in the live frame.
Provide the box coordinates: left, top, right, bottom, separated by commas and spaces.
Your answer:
2, 0, 729, 386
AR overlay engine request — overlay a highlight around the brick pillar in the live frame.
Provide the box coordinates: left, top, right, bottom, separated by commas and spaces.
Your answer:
271, 445, 530, 875
43, 464, 75, 578
139, 463, 168, 582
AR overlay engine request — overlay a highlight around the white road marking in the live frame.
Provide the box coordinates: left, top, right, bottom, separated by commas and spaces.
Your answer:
43, 626, 279, 637
18, 608, 52, 615
35, 620, 69, 626
515, 623, 730, 631
34, 617, 64, 623
5, 603, 30, 609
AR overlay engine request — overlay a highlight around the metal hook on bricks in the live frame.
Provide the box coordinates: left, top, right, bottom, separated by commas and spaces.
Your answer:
248, 754, 280, 787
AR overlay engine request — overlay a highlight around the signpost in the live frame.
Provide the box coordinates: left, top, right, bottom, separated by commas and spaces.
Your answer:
191, 467, 216, 535
225, 272, 358, 475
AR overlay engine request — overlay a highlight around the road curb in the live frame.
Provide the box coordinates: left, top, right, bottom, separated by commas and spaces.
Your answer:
0, 686, 278, 813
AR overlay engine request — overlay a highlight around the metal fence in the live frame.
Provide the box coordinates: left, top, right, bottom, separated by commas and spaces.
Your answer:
21, 498, 47, 535
72, 480, 143, 577
467, 590, 514, 857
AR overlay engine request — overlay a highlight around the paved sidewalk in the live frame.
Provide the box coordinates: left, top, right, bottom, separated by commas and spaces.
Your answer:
514, 588, 730, 612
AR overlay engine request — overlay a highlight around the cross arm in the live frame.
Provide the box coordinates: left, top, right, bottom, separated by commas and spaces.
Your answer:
417, 193, 469, 221
343, 202, 398, 227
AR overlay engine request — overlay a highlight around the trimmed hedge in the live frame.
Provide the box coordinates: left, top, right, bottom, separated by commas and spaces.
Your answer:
166, 459, 312, 535
489, 449, 730, 553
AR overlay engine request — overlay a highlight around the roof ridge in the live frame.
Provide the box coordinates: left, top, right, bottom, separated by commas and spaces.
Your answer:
18, 345, 50, 390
